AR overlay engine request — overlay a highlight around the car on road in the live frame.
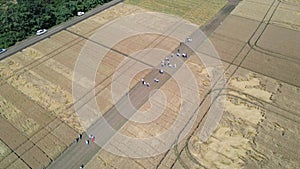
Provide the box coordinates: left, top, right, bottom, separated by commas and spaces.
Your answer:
77, 11, 85, 16
0, 48, 7, 54
36, 29, 47, 36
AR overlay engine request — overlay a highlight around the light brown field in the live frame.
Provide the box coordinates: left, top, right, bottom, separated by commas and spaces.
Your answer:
1, 0, 299, 169
86, 0, 300, 169
125, 0, 227, 25
0, 3, 146, 168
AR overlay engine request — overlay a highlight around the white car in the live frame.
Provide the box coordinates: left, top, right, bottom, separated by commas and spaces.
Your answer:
36, 29, 47, 36
77, 11, 85, 16
0, 48, 7, 54
186, 36, 192, 42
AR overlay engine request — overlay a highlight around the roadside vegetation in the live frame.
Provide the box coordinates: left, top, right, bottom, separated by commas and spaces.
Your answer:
0, 0, 112, 49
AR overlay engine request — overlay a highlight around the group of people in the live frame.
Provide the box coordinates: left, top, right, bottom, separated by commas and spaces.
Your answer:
177, 48, 188, 58
160, 47, 189, 72
74, 133, 82, 143
74, 133, 96, 168
141, 78, 151, 87
161, 56, 176, 69
86, 134, 95, 145
141, 77, 160, 87
140, 44, 190, 87
74, 133, 95, 145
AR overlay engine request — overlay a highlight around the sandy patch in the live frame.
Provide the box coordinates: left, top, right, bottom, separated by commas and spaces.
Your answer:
271, 82, 300, 114
229, 73, 272, 102
188, 95, 266, 168
185, 56, 212, 95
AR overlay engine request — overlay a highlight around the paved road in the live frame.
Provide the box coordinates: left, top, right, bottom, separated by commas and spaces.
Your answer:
0, 0, 123, 61
47, 133, 101, 169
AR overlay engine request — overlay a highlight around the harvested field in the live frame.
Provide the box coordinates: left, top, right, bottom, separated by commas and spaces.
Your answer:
68, 3, 146, 37
1, 0, 299, 169
0, 140, 11, 161
125, 0, 227, 25
36, 133, 67, 160
0, 153, 18, 169
256, 24, 300, 60
281, 0, 300, 4
21, 146, 51, 169
187, 73, 270, 168
6, 159, 30, 169
85, 1, 299, 169
0, 95, 38, 136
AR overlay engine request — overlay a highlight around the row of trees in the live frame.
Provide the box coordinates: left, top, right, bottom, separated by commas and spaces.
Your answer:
0, 0, 112, 49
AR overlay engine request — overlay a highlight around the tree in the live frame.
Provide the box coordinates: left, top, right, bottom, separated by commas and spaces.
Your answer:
0, 0, 113, 49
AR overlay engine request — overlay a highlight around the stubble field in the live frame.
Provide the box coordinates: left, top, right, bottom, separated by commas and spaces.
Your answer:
1, 0, 299, 169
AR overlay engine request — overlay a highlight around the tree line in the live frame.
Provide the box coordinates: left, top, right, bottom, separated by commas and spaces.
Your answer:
0, 0, 112, 49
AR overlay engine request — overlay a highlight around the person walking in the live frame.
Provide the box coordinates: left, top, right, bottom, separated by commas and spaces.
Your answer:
141, 78, 145, 85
